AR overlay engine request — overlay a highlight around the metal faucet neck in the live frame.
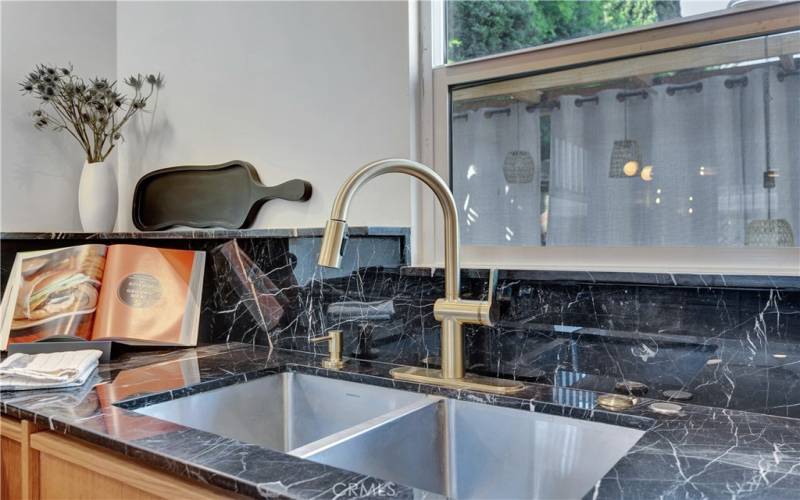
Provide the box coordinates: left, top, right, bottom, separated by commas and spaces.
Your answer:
319, 159, 522, 394
326, 158, 461, 300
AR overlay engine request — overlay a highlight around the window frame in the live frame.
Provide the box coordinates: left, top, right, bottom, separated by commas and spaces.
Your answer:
416, 1, 800, 275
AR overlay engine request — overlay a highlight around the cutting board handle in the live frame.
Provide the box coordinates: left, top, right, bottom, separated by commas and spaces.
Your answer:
255, 179, 313, 203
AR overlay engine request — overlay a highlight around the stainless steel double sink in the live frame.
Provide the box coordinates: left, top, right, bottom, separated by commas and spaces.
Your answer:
133, 372, 644, 499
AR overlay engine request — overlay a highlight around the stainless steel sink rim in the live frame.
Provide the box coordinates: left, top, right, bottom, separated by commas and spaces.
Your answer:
299, 395, 646, 499
129, 368, 646, 499
130, 371, 431, 452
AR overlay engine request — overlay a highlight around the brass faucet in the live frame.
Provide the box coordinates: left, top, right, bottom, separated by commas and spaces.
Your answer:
318, 159, 523, 394
311, 330, 345, 369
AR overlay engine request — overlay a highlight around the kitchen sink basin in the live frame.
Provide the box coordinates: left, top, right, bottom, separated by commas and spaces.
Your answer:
131, 372, 427, 452
295, 397, 645, 499
133, 371, 644, 498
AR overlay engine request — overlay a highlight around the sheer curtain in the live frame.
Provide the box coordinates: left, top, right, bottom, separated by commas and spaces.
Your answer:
544, 65, 798, 247
644, 74, 743, 247
548, 90, 652, 246
452, 64, 798, 248
767, 65, 800, 237
452, 102, 541, 246
546, 95, 592, 246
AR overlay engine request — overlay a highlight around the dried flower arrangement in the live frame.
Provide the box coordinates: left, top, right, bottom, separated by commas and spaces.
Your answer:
19, 64, 164, 163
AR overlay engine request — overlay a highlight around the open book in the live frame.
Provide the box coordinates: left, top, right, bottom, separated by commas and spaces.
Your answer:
0, 244, 205, 350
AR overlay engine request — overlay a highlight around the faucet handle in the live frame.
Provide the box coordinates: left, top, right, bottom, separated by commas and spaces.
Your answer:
478, 269, 500, 327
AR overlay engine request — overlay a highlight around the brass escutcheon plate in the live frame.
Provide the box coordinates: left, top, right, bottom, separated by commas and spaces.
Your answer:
390, 366, 525, 395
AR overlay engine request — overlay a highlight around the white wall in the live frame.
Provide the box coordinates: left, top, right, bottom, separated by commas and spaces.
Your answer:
1, 1, 414, 232
1, 1, 117, 231
116, 1, 413, 231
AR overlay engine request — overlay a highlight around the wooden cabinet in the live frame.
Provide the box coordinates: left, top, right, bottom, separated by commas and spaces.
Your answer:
1, 416, 35, 500
1, 416, 238, 499
1, 417, 23, 500
0, 424, 21, 500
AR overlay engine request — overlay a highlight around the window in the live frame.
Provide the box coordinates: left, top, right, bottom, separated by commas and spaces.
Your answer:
446, 0, 731, 63
450, 31, 799, 249
420, 2, 800, 272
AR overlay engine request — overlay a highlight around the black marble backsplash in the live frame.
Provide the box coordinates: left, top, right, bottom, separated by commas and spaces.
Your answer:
2, 229, 799, 420
206, 234, 800, 419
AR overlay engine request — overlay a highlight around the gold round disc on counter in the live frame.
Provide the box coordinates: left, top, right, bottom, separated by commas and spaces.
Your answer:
597, 394, 637, 411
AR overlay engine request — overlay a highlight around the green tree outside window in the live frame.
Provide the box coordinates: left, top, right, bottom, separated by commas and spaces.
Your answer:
447, 0, 683, 63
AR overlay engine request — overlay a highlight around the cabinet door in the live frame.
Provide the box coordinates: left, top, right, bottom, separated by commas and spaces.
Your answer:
30, 432, 238, 499
1, 417, 23, 500
38, 452, 160, 500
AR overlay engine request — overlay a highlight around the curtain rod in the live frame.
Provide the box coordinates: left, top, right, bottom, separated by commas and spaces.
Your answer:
484, 108, 511, 118
616, 90, 648, 102
575, 96, 599, 107
724, 76, 749, 88
666, 82, 703, 95
567, 72, 769, 108
526, 100, 561, 112
461, 67, 785, 119
778, 69, 799, 82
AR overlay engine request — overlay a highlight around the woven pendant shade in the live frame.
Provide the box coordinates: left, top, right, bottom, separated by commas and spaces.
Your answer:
744, 70, 796, 248
609, 140, 641, 178
503, 150, 536, 184
745, 219, 796, 247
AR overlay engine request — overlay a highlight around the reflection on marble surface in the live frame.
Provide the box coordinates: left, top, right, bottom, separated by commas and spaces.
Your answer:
2, 229, 798, 421
205, 236, 799, 420
3, 344, 800, 499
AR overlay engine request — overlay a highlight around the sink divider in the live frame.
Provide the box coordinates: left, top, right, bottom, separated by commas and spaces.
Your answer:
289, 397, 441, 459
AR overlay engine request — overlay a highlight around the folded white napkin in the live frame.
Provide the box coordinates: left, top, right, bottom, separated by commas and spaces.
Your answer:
0, 350, 102, 391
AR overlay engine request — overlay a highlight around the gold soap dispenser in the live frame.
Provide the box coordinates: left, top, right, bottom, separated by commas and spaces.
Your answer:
311, 330, 345, 369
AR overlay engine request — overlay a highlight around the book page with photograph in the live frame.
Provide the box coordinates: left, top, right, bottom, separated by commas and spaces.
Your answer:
0, 245, 107, 349
91, 245, 204, 346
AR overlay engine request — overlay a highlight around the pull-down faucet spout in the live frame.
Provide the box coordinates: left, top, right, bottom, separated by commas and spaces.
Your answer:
319, 159, 459, 296
318, 159, 523, 394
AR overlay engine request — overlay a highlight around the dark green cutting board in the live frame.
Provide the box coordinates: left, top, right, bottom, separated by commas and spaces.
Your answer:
132, 161, 312, 230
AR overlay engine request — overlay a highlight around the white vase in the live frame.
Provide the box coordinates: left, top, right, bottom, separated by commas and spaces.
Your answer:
79, 160, 118, 232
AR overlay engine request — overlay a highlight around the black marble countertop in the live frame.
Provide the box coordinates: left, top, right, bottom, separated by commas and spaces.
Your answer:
0, 226, 409, 240
2, 343, 799, 499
